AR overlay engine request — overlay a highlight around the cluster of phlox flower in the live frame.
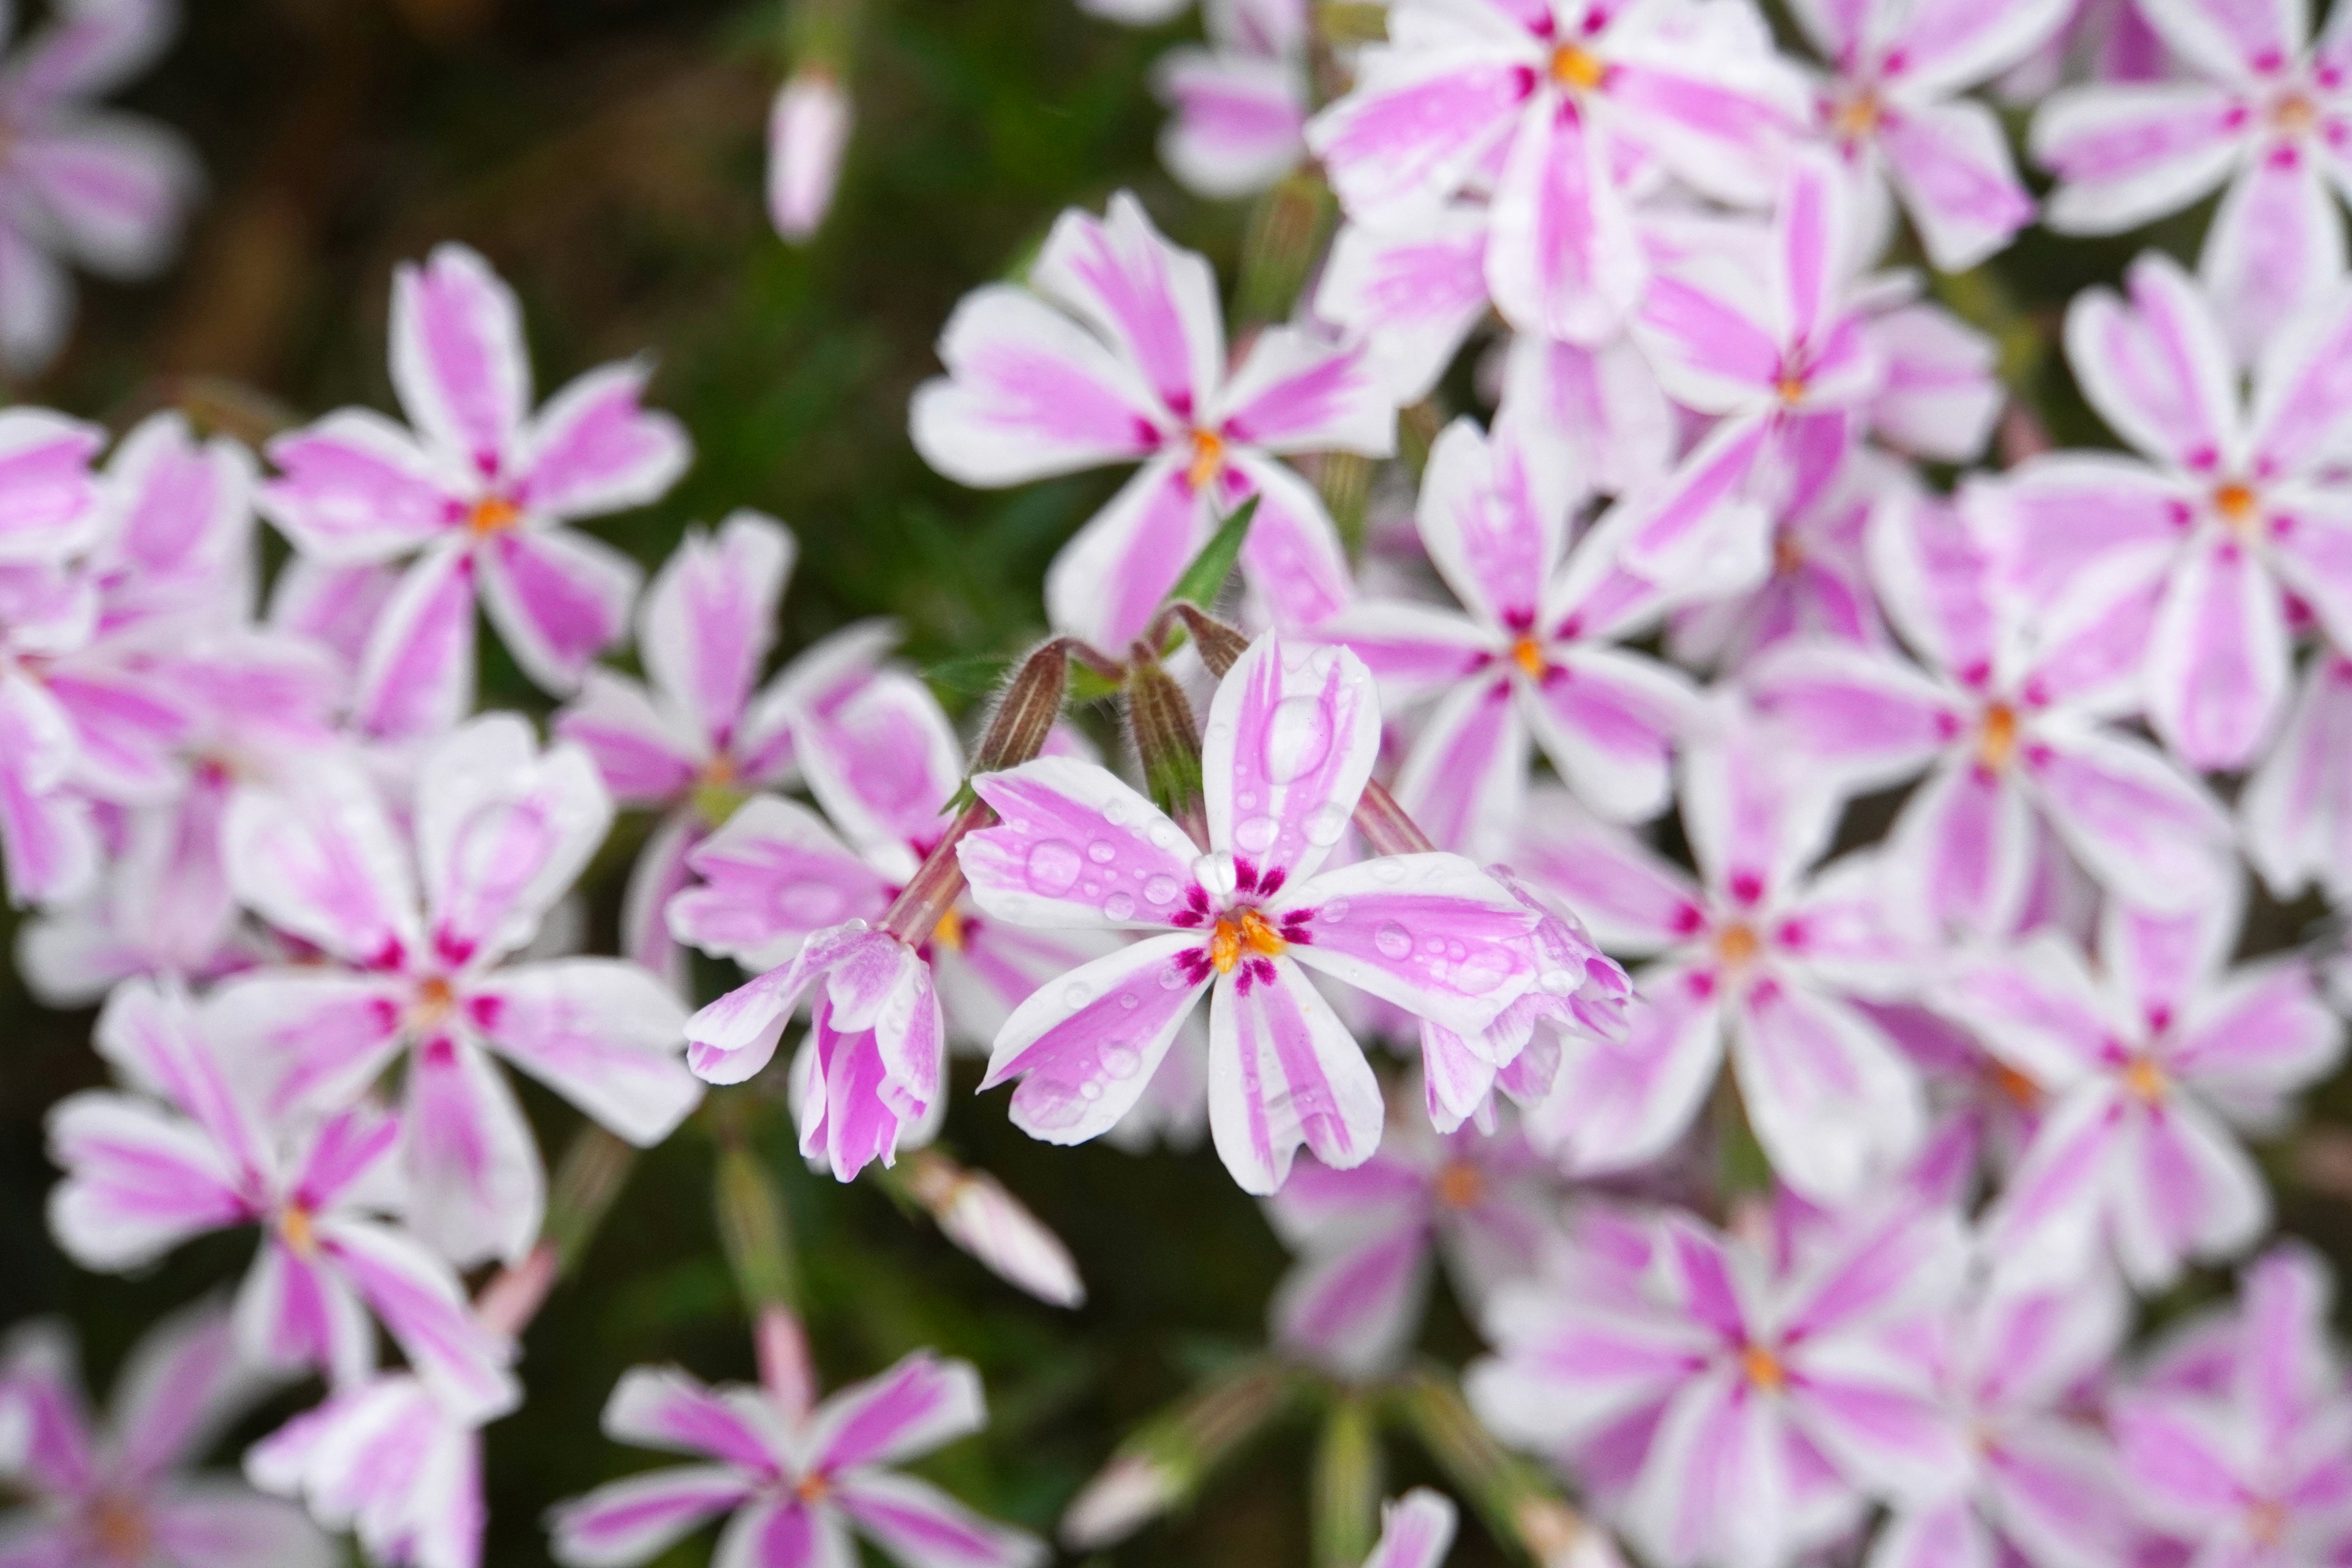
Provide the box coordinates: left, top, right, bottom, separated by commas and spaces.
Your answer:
9, 239, 1044, 1568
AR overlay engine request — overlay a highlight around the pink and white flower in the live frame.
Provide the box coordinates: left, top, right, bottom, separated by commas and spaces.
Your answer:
1929, 895, 2342, 1289
1469, 1202, 1969, 1568
203, 715, 700, 1267
958, 634, 1544, 1193
1976, 254, 2352, 768
1305, 0, 1805, 345
548, 1351, 1045, 1568
1363, 1490, 1458, 1568
1267, 1117, 1560, 1376
0, 0, 200, 375
0, 1302, 333, 1568
1746, 486, 2236, 938
2242, 642, 2352, 900
2031, 0, 2352, 355
554, 511, 889, 987
246, 1371, 489, 1568
1319, 404, 1703, 851
44, 979, 517, 1417
1794, 0, 2068, 270
908, 192, 1395, 647
769, 72, 851, 243
1514, 720, 1926, 1202
2111, 1245, 2352, 1566
1152, 0, 1310, 198
260, 244, 689, 734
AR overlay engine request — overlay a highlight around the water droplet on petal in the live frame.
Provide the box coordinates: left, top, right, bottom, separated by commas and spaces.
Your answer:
1087, 840, 1117, 864
1321, 897, 1350, 922
1079, 1080, 1104, 1101
1104, 892, 1137, 920
1104, 797, 1131, 826
1027, 840, 1083, 896
1063, 980, 1095, 1008
1263, 696, 1335, 783
1457, 949, 1512, 995
1144, 874, 1181, 905
1159, 964, 1192, 990
1371, 858, 1407, 884
1235, 815, 1278, 853
1118, 992, 1140, 1010
1375, 922, 1413, 960
1102, 1042, 1142, 1077
1305, 802, 1349, 846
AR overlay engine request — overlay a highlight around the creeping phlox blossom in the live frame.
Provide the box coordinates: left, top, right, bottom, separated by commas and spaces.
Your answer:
44, 980, 518, 1420
0, 0, 198, 375
244, 1370, 489, 1568
1152, 0, 1311, 198
553, 510, 892, 986
260, 243, 690, 738
1975, 253, 2352, 770
0, 1303, 333, 1568
548, 1352, 1044, 1568
957, 634, 1557, 1193
1469, 1201, 1969, 1568
202, 715, 701, 1268
910, 192, 1395, 648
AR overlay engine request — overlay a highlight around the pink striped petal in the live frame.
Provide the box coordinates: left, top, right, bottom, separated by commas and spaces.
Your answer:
2032, 82, 2242, 233
352, 539, 479, 742
11, 119, 196, 280
2144, 533, 2290, 769
962, 758, 1197, 931
1607, 413, 1774, 586
45, 663, 187, 801
1885, 757, 2036, 940
1418, 412, 1570, 631
515, 361, 690, 521
1042, 453, 1202, 649
670, 797, 886, 968
601, 1366, 780, 1469
640, 511, 793, 752
2136, 0, 2306, 79
2168, 959, 2340, 1091
1486, 97, 1647, 344
712, 1498, 853, 1568
318, 1216, 517, 1419
1746, 642, 1959, 791
1362, 1490, 1458, 1568
1306, 48, 1534, 224
390, 245, 531, 475
1202, 634, 1381, 887
1315, 211, 1492, 402
1280, 853, 1537, 1035
1216, 325, 1394, 456
2199, 146, 2343, 364
1866, 300, 2002, 462
832, 1470, 1047, 1568
2022, 721, 2231, 911
910, 285, 1171, 486
554, 671, 701, 807
1394, 676, 1528, 858
477, 524, 641, 695
1929, 939, 2114, 1088
1209, 956, 1383, 1194
812, 1351, 986, 1472
1272, 1224, 1432, 1378
1317, 600, 1495, 690
1624, 1373, 1793, 1568
1228, 452, 1357, 632
2247, 279, 2352, 473
233, 1235, 375, 1392
2111, 1096, 2265, 1286
1732, 978, 1923, 1200
2065, 252, 2241, 470
221, 763, 418, 967
2242, 652, 2352, 900
1154, 48, 1308, 200
44, 1092, 253, 1268
1529, 963, 1724, 1174
415, 715, 611, 968
1521, 644, 1700, 822
469, 959, 698, 1146
978, 933, 1210, 1144
1880, 99, 2035, 273
549, 1465, 758, 1567
796, 1000, 918, 1182
683, 923, 875, 1084
260, 412, 458, 564
1510, 788, 1706, 952
1501, 330, 1674, 501
0, 408, 100, 564
401, 1031, 543, 1267
1635, 276, 1782, 413
796, 670, 963, 875
1031, 192, 1224, 422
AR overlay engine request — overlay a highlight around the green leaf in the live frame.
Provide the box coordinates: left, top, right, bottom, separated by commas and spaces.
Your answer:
925, 654, 1014, 697
1160, 495, 1257, 613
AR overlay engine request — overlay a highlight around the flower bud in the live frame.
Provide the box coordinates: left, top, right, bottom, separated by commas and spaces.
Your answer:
905, 1151, 1085, 1308
1061, 1358, 1310, 1549
769, 72, 851, 242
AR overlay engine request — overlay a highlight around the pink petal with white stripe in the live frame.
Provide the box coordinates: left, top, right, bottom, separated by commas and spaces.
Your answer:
1509, 790, 1706, 952
550, 1466, 760, 1567
979, 933, 1209, 1144
415, 715, 611, 968
515, 361, 690, 521
1394, 677, 1528, 858
962, 760, 1197, 931
2144, 532, 2290, 769
1880, 100, 2035, 274
640, 511, 793, 752
1487, 97, 1647, 344
1278, 853, 1536, 1035
1217, 325, 1394, 456
1531, 963, 1725, 1175
1417, 413, 1569, 631
0, 408, 100, 563
812, 1351, 987, 1471
476, 524, 642, 696
2032, 83, 2242, 233
1316, 211, 1492, 402
390, 244, 530, 473
471, 959, 698, 1146
315, 1216, 517, 1419
1520, 644, 1700, 823
1203, 635, 1381, 886
670, 799, 884, 969
1208, 958, 1385, 1194
1042, 454, 1202, 649
401, 1031, 543, 1267
352, 539, 479, 742
1866, 301, 2002, 462
2242, 652, 2352, 899
1731, 978, 1923, 1200
554, 672, 701, 806
1306, 49, 1532, 224
221, 761, 417, 967
834, 1470, 1047, 1568
1501, 330, 1675, 499
1154, 48, 1307, 200
199, 970, 408, 1121
797, 671, 963, 874
2022, 722, 2231, 911
1030, 192, 1224, 421
260, 412, 457, 564
2199, 147, 2344, 364
43, 1093, 252, 1269
1229, 452, 1358, 633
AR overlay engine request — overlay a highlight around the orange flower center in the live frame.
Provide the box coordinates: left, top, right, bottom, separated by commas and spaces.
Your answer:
87, 1494, 153, 1562
1186, 428, 1227, 492
1978, 703, 2019, 771
279, 1203, 319, 1260
1831, 90, 1882, 141
1741, 1343, 1786, 1393
2122, 1054, 2169, 1103
2212, 481, 2261, 533
466, 496, 522, 536
1774, 372, 1808, 404
1510, 635, 1547, 679
2274, 94, 2317, 135
1434, 1160, 1486, 1210
1209, 909, 1289, 973
701, 753, 739, 787
1773, 533, 1806, 576
1549, 43, 1608, 91
1715, 922, 1761, 968
2247, 1498, 2289, 1547
409, 973, 458, 1033
1987, 1058, 2042, 1110
795, 1472, 833, 1505
932, 906, 966, 952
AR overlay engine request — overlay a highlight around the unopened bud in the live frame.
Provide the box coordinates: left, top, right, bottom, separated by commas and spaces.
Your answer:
1060, 1358, 1309, 1549
1172, 604, 1250, 678
1061, 1453, 1184, 1550
907, 1152, 1085, 1308
769, 72, 851, 242
971, 638, 1073, 776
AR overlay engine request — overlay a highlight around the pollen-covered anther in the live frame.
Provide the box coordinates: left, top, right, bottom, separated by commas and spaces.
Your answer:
1434, 1160, 1486, 1210
1740, 1342, 1787, 1393
1186, 428, 1227, 491
279, 1203, 319, 1259
1977, 703, 2019, 771
465, 495, 522, 536
2122, 1053, 2169, 1103
1209, 909, 1289, 973
2212, 481, 2261, 532
1715, 922, 1760, 968
2273, 92, 2318, 135
1831, 90, 1882, 140
933, 906, 967, 952
1775, 372, 1808, 404
1549, 42, 1608, 90
1510, 635, 1547, 679
794, 1472, 833, 1506
407, 974, 458, 1033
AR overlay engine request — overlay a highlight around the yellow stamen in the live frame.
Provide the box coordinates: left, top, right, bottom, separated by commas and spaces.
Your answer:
2274, 94, 2316, 135
1549, 43, 1607, 91
466, 496, 521, 536
2212, 481, 2260, 532
701, 753, 739, 788
1741, 1343, 1786, 1393
1978, 703, 2019, 772
1209, 910, 1289, 973
1716, 922, 1760, 968
409, 974, 457, 1033
1775, 372, 1807, 404
796, 1472, 833, 1505
280, 1204, 318, 1260
1186, 428, 1227, 492
1772, 533, 1806, 577
1832, 91, 1882, 140
1988, 1058, 2042, 1111
1510, 635, 1547, 679
1434, 1161, 1486, 1210
2122, 1054, 2168, 1103
2247, 1499, 2288, 1547
933, 906, 967, 952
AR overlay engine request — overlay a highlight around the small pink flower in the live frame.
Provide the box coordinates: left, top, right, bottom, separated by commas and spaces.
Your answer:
260, 244, 690, 733
246, 1371, 489, 1568
0, 1302, 334, 1568
1152, 0, 1310, 198
2032, 0, 2352, 355
205, 715, 701, 1267
1928, 895, 2342, 1289
2112, 1245, 2352, 1564
2242, 645, 2352, 900
908, 192, 1394, 647
554, 510, 889, 987
1977, 254, 2352, 768
957, 633, 1544, 1193
0, 0, 200, 375
548, 1351, 1046, 1568
1469, 1201, 1969, 1568
44, 979, 518, 1418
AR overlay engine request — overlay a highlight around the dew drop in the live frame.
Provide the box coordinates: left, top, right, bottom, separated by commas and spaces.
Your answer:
1063, 980, 1095, 1008
1104, 797, 1131, 826
1079, 1080, 1104, 1100
1119, 991, 1141, 1010
1305, 802, 1350, 846
1144, 874, 1182, 905
1321, 897, 1351, 922
1371, 858, 1407, 884
1148, 823, 1178, 849
1375, 922, 1413, 959
1263, 696, 1335, 782
1235, 814, 1278, 853
1104, 892, 1137, 920
1457, 949, 1512, 995
1102, 1042, 1142, 1077
1027, 840, 1083, 896
1159, 964, 1192, 989
1087, 839, 1117, 864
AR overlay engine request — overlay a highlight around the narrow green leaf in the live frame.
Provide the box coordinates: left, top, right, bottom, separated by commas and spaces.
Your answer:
1161, 495, 1258, 613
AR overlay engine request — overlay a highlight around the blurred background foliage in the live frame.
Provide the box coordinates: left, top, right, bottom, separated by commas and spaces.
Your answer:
5, 2, 2352, 1566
